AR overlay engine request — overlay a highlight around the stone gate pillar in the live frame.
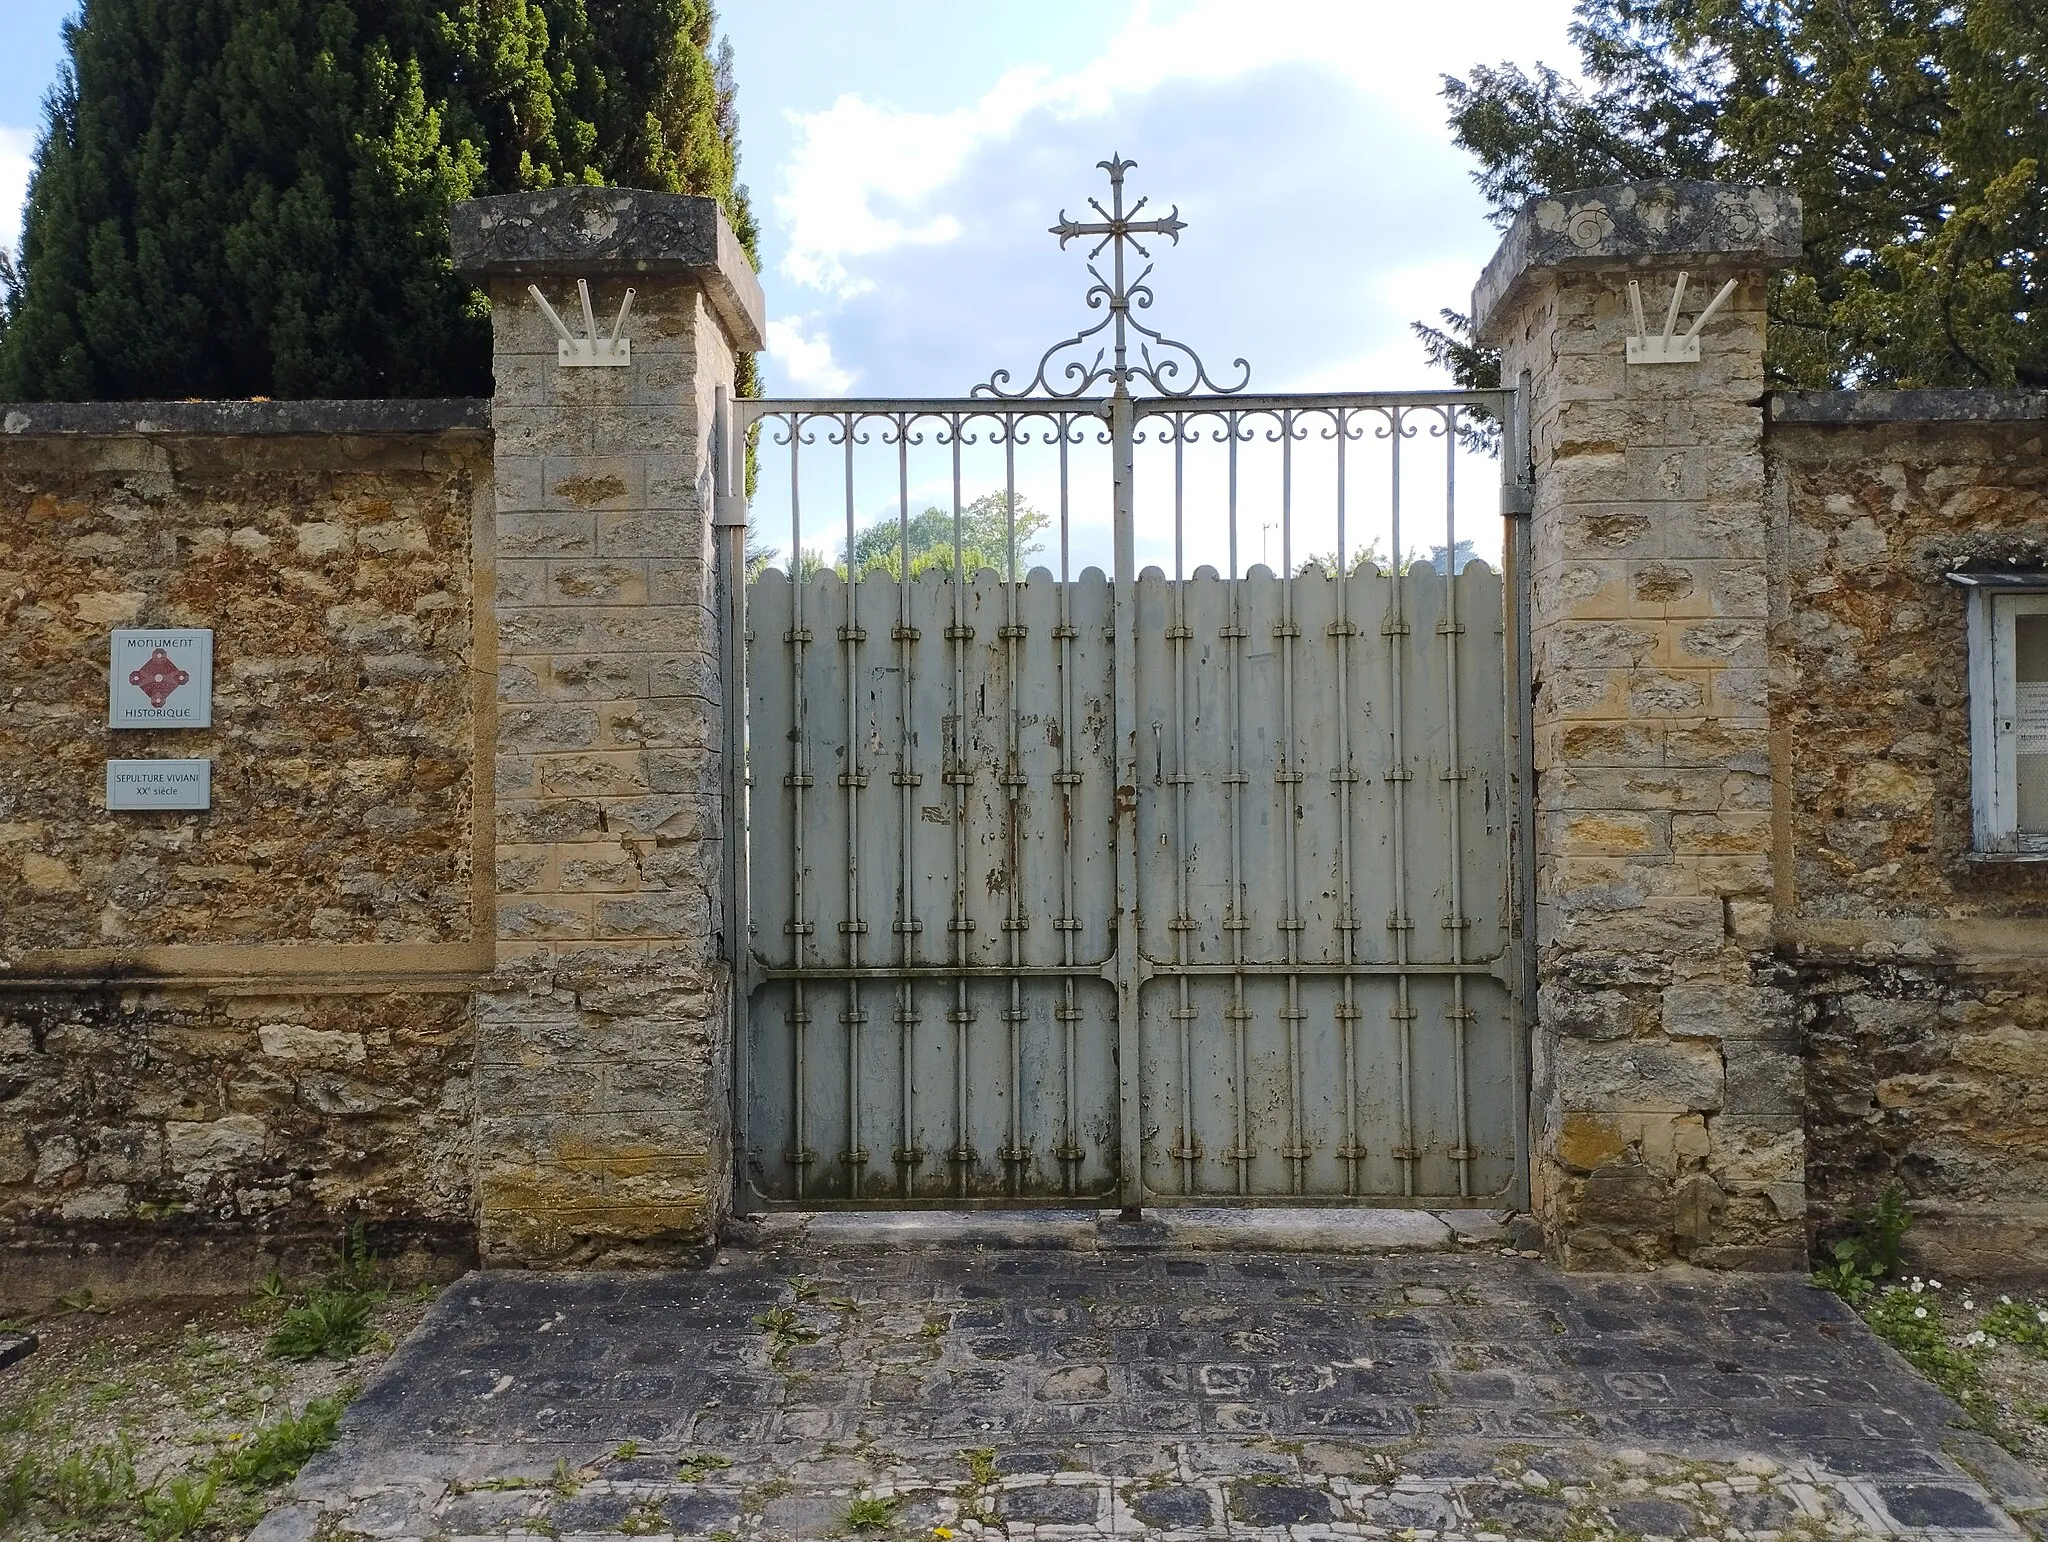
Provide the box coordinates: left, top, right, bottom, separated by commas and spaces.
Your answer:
1475, 183, 1806, 1268
452, 189, 763, 1264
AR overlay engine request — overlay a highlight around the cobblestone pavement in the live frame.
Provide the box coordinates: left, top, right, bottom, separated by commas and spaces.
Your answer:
259, 1240, 2048, 1541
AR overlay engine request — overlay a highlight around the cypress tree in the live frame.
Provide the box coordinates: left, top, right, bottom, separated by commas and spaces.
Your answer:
0, 0, 757, 401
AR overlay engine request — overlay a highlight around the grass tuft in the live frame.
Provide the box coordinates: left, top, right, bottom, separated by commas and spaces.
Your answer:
224, 1396, 345, 1488
140, 1468, 220, 1541
846, 1493, 898, 1531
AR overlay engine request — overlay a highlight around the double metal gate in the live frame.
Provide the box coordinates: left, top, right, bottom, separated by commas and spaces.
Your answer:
716, 159, 1532, 1213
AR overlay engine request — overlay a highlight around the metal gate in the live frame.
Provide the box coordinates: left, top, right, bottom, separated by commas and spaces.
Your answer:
717, 158, 1533, 1212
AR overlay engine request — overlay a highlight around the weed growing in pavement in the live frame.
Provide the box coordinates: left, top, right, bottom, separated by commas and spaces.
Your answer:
1811, 1183, 1911, 1304
961, 1446, 998, 1487
139, 1467, 220, 1540
46, 1438, 140, 1521
677, 1450, 734, 1482
267, 1286, 381, 1361
1, 1452, 35, 1523
754, 1305, 823, 1367
223, 1395, 345, 1487
54, 1288, 114, 1317
1862, 1283, 1980, 1401
619, 1499, 668, 1534
1981, 1297, 2048, 1351
265, 1225, 388, 1361
846, 1493, 899, 1530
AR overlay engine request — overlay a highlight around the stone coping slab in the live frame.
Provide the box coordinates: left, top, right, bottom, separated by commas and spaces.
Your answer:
451, 187, 766, 351
257, 1246, 2037, 1539
1770, 390, 2048, 425
1473, 179, 1801, 343
0, 398, 489, 438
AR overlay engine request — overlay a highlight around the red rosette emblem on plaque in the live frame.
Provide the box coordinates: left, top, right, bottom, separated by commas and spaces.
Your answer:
128, 648, 190, 709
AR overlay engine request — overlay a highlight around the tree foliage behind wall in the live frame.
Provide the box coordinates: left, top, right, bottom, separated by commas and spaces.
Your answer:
1421, 0, 2048, 390
0, 0, 758, 401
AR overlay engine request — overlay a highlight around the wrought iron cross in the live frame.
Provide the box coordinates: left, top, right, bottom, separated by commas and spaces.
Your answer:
976, 154, 1248, 399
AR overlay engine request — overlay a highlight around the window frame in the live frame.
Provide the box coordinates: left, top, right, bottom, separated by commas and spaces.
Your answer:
1959, 576, 2048, 857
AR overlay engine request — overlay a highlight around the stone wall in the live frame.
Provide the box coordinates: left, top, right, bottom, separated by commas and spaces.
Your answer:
1768, 393, 2048, 1278
0, 403, 492, 1296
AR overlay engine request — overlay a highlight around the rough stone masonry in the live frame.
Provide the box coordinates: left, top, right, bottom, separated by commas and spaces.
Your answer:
5, 180, 2046, 1285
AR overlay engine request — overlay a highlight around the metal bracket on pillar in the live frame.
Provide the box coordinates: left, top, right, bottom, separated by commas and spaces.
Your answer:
530, 278, 634, 367
1625, 271, 1737, 365
711, 385, 748, 529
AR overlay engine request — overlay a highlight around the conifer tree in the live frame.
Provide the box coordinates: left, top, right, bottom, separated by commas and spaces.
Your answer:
0, 0, 757, 401
1419, 0, 2048, 391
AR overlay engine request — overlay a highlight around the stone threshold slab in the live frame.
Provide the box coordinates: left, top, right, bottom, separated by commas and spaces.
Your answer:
732, 1206, 1510, 1253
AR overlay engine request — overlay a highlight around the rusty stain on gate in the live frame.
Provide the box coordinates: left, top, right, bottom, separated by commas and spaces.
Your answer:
715, 156, 1535, 1211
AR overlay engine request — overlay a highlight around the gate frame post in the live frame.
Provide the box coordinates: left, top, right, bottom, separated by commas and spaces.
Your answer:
1475, 181, 1809, 1269
1109, 387, 1148, 1216
713, 386, 754, 1219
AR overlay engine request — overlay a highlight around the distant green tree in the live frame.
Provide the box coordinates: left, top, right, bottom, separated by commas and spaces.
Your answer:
0, 0, 758, 401
1419, 0, 2048, 392
842, 493, 1050, 579
1294, 539, 1388, 578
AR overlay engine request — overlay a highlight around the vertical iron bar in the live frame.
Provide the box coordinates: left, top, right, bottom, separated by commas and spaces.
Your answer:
787, 420, 813, 1196
1387, 410, 1417, 1197
1443, 409, 1473, 1197
893, 419, 923, 1196
1054, 419, 1084, 1193
1170, 414, 1197, 1195
1332, 409, 1361, 1195
948, 419, 974, 1197
1278, 412, 1306, 1196
1111, 388, 1143, 1215
1224, 414, 1251, 1195
1001, 424, 1028, 1194
841, 414, 867, 1197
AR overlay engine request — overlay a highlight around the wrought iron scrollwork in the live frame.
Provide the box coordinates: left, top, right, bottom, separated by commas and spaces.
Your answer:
974, 155, 1250, 400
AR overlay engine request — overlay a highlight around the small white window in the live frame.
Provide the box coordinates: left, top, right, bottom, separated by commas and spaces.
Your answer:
1959, 576, 2048, 855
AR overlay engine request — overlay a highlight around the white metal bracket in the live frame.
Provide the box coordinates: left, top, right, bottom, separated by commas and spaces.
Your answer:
529, 279, 635, 367
1625, 272, 1737, 365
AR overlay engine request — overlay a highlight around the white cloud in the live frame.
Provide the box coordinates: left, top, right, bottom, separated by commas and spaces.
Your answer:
774, 0, 1577, 298
766, 314, 856, 394
0, 125, 34, 257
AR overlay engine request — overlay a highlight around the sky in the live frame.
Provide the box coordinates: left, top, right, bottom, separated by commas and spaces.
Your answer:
0, 0, 1583, 571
